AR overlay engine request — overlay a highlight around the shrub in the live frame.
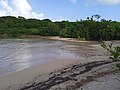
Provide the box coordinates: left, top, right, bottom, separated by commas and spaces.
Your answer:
101, 41, 120, 62
116, 64, 120, 70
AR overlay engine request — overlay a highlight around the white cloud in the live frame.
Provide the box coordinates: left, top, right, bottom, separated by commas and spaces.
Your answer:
0, 0, 44, 19
51, 17, 67, 22
69, 0, 120, 5
97, 0, 120, 5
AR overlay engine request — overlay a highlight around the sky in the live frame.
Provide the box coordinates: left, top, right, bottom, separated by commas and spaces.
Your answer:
0, 0, 120, 21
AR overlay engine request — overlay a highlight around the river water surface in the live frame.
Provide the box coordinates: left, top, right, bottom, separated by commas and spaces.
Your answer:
0, 38, 91, 77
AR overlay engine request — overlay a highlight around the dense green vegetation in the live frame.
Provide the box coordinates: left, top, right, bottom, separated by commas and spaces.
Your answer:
0, 15, 120, 40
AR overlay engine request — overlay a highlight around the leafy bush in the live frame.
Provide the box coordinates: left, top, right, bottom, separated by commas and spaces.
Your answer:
116, 64, 120, 70
101, 42, 120, 62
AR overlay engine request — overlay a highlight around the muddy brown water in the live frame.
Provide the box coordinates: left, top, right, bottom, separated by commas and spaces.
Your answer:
0, 39, 119, 77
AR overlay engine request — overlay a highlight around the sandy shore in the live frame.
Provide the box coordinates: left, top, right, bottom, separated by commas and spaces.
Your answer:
44, 36, 93, 43
20, 35, 92, 43
1, 60, 119, 90
0, 59, 80, 90
80, 71, 120, 90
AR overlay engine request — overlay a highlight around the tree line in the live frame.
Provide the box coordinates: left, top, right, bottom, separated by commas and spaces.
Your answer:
0, 15, 120, 40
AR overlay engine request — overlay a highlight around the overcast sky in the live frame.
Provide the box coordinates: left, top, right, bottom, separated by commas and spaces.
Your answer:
0, 0, 120, 21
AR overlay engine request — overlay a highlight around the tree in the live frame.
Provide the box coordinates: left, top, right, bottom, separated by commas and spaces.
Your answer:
92, 14, 101, 21
18, 16, 26, 20
99, 25, 116, 40
0, 16, 119, 40
60, 29, 69, 38
94, 14, 101, 21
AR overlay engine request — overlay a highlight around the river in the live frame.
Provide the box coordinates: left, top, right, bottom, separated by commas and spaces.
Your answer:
0, 38, 90, 77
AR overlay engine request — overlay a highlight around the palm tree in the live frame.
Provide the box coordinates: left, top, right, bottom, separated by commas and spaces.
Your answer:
94, 14, 101, 21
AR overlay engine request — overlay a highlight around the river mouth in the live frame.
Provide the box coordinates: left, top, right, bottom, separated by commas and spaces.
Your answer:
0, 38, 101, 77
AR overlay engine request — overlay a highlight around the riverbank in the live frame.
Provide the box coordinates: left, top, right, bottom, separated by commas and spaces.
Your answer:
46, 36, 91, 43
0, 60, 120, 90
20, 35, 120, 43
0, 59, 80, 90
19, 35, 92, 43
2, 35, 120, 43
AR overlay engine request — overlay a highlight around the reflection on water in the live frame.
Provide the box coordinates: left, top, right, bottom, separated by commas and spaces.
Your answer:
0, 39, 92, 77
0, 39, 100, 76
0, 39, 33, 77
13, 42, 31, 71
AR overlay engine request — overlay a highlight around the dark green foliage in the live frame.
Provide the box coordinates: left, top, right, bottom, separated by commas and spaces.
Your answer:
0, 16, 120, 40
60, 29, 69, 38
110, 46, 120, 62
101, 42, 120, 62
116, 64, 120, 70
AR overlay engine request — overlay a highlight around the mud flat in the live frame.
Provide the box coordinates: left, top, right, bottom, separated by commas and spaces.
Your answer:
0, 59, 79, 90
0, 60, 120, 90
